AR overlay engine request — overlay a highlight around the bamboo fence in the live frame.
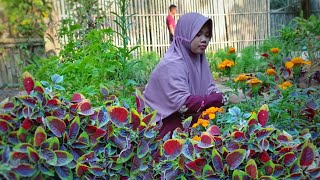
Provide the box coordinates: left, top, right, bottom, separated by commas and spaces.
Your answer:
52, 0, 320, 56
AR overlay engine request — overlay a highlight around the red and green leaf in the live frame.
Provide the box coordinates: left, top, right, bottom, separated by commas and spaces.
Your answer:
22, 72, 35, 94
258, 104, 269, 127
202, 164, 214, 178
13, 163, 36, 177
0, 120, 12, 133
40, 137, 60, 150
40, 148, 57, 166
263, 160, 275, 175
137, 139, 149, 159
163, 139, 185, 160
116, 146, 134, 164
211, 149, 223, 173
299, 142, 315, 167
77, 100, 94, 116
27, 147, 40, 163
231, 131, 245, 141
198, 132, 215, 148
182, 139, 195, 161
135, 90, 145, 114
281, 152, 295, 166
54, 150, 74, 166
260, 139, 269, 151
69, 116, 80, 140
308, 167, 320, 178
19, 96, 36, 108
75, 163, 89, 176
71, 93, 85, 103
22, 117, 33, 131
130, 109, 141, 130
89, 166, 105, 176
259, 151, 271, 164
185, 158, 207, 172
46, 116, 66, 137
78, 151, 96, 163
108, 106, 129, 127
97, 107, 109, 128
245, 159, 258, 179
142, 111, 156, 126
256, 128, 275, 141
226, 149, 246, 170
55, 166, 73, 180
273, 164, 284, 177
232, 170, 251, 180
277, 134, 292, 143
206, 125, 221, 136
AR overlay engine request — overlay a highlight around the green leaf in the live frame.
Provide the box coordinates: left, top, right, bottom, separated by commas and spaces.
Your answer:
202, 164, 214, 178
27, 147, 39, 163
232, 170, 250, 180
13, 164, 36, 177
299, 142, 315, 167
212, 149, 223, 173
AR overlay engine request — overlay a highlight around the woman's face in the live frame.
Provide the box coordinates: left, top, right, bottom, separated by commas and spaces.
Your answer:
190, 24, 211, 54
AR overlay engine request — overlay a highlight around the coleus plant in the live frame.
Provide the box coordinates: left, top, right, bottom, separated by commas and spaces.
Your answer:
0, 72, 161, 179
160, 104, 320, 179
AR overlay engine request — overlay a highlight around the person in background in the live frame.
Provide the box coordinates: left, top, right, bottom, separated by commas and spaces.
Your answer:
166, 4, 177, 43
144, 13, 236, 138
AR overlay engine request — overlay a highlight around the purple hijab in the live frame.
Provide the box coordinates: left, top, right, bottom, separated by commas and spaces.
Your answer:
144, 12, 219, 123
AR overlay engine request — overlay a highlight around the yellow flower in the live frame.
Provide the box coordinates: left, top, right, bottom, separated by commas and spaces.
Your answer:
285, 57, 312, 69
246, 78, 262, 85
234, 74, 250, 82
279, 81, 292, 90
202, 107, 223, 118
227, 47, 236, 54
218, 59, 235, 70
266, 69, 276, 76
192, 135, 201, 141
270, 48, 280, 54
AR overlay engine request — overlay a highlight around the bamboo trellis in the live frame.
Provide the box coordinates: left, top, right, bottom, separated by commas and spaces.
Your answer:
52, 0, 320, 56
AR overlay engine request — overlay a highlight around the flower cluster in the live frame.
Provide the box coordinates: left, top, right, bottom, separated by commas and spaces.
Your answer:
279, 81, 292, 90
234, 74, 250, 82
218, 59, 235, 70
285, 57, 312, 69
270, 47, 280, 54
266, 68, 276, 76
246, 77, 262, 86
192, 107, 223, 128
227, 47, 236, 54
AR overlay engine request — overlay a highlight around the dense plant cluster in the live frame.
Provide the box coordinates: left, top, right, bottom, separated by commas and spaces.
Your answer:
0, 73, 319, 179
0, 0, 51, 38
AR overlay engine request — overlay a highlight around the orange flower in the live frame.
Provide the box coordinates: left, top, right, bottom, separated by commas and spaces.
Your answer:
192, 135, 201, 141
266, 69, 276, 76
192, 119, 210, 128
246, 78, 262, 85
234, 74, 250, 82
285, 57, 312, 69
279, 81, 292, 90
202, 107, 223, 118
270, 48, 280, 54
218, 59, 235, 70
227, 47, 236, 54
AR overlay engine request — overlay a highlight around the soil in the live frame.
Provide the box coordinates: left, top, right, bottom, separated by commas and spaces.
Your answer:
0, 87, 21, 102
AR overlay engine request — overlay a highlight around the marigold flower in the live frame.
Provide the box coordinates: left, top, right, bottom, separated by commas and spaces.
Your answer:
246, 78, 262, 85
279, 81, 292, 90
285, 57, 311, 69
218, 59, 235, 70
227, 47, 236, 54
266, 69, 276, 76
270, 48, 280, 54
192, 135, 201, 141
234, 74, 250, 82
192, 119, 210, 128
202, 107, 223, 118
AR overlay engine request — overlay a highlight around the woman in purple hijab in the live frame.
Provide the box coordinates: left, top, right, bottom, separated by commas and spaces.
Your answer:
144, 12, 225, 138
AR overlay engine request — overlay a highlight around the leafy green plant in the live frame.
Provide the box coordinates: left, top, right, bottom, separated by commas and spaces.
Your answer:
0, 72, 161, 179
1, 0, 51, 37
279, 15, 320, 61
159, 104, 319, 179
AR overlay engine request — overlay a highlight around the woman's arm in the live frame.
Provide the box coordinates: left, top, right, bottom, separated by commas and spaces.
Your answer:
182, 92, 224, 114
